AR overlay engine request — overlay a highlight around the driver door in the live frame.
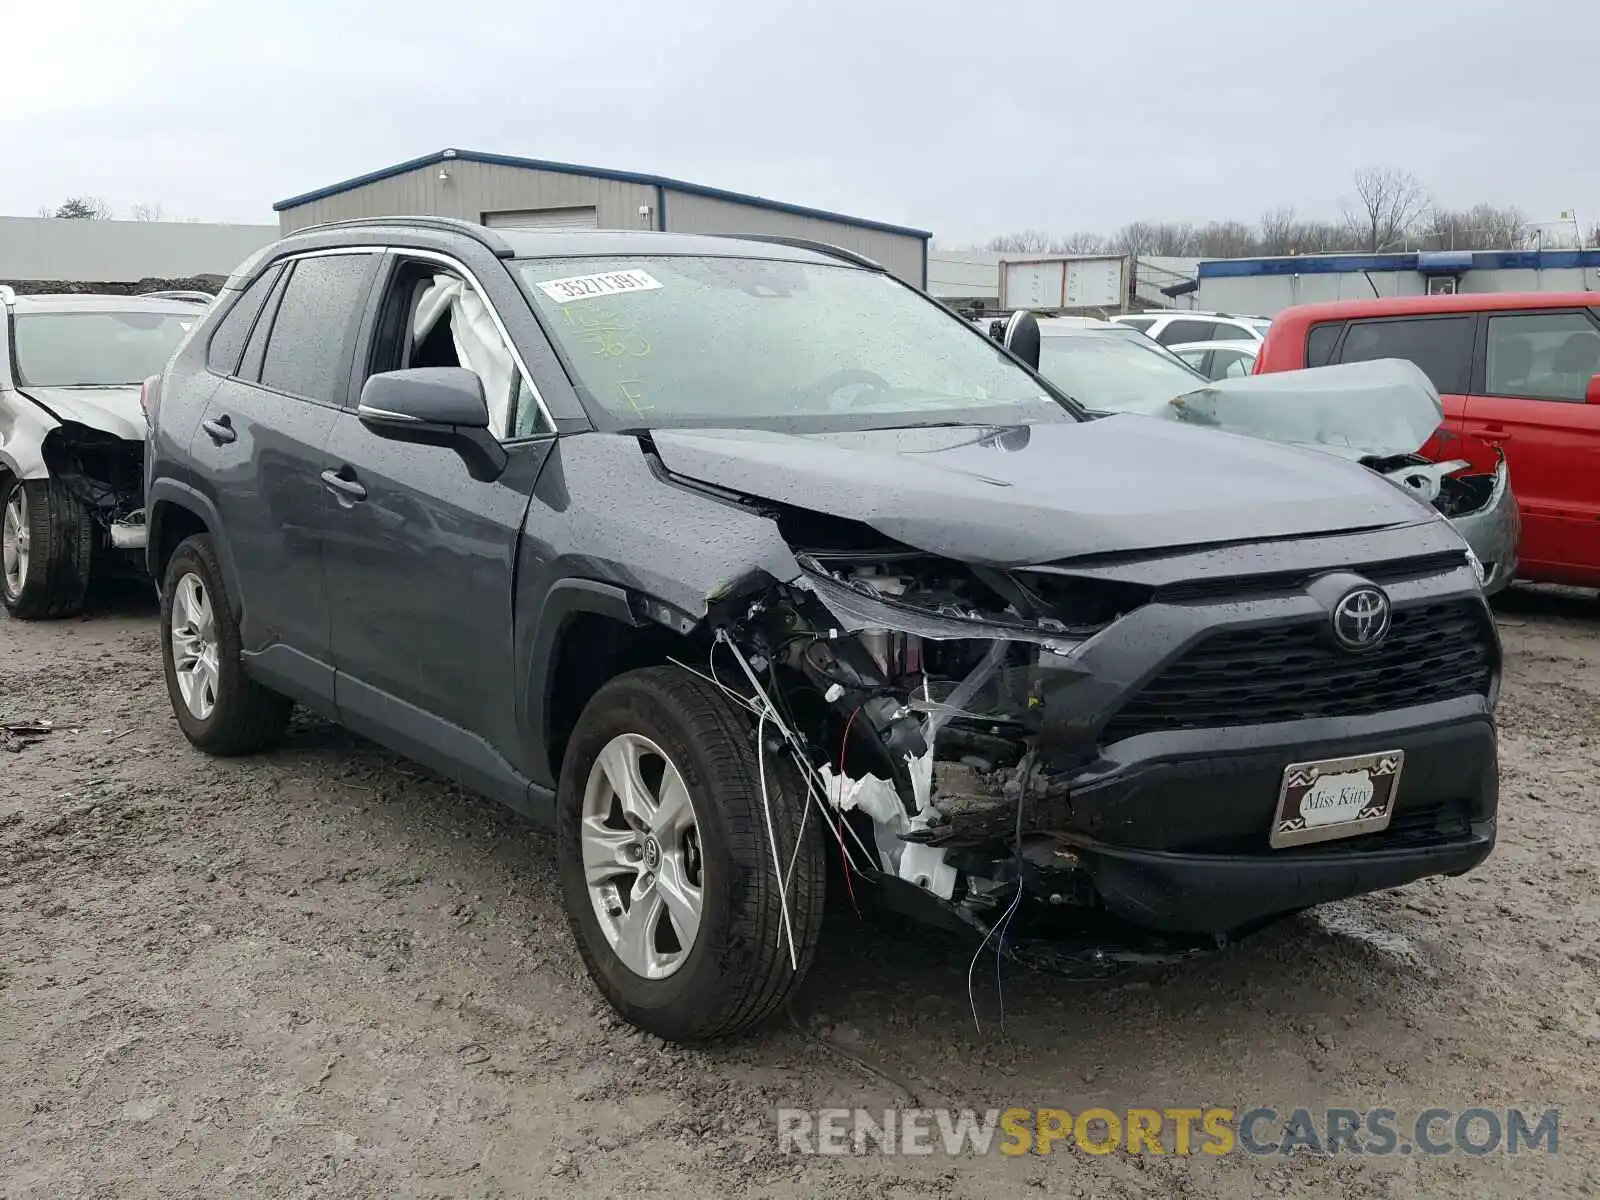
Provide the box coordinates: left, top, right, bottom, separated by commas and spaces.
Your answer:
322, 251, 557, 798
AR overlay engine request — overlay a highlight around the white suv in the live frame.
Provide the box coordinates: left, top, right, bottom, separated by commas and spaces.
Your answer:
1112, 311, 1271, 347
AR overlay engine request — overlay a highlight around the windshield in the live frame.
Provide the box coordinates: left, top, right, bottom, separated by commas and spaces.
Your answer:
12, 310, 195, 387
1036, 331, 1208, 414
515, 256, 1076, 432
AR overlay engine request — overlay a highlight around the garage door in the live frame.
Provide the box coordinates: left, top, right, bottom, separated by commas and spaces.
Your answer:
482, 206, 599, 231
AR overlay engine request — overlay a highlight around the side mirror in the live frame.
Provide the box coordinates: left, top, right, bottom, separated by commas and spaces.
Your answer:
356, 367, 506, 480
358, 367, 491, 430
1001, 310, 1041, 372
1587, 373, 1600, 406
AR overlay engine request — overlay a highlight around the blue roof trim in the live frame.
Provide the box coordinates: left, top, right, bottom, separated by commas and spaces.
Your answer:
274, 148, 933, 240
1199, 249, 1600, 278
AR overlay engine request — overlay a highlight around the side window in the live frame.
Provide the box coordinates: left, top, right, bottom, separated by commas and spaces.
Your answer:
205, 264, 282, 375
365, 256, 552, 440
1305, 322, 1342, 368
237, 267, 291, 383
1485, 312, 1600, 403
1118, 317, 1155, 334
1158, 319, 1220, 345
1336, 316, 1474, 394
1218, 350, 1255, 378
259, 253, 380, 404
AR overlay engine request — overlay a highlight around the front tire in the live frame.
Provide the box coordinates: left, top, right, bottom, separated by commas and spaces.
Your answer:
159, 534, 291, 755
556, 665, 826, 1042
0, 475, 94, 620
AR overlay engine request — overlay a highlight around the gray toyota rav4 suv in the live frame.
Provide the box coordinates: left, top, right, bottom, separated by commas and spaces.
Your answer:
142, 217, 1499, 1041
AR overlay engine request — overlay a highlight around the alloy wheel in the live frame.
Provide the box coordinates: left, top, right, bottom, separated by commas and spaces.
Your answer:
580, 732, 705, 979
169, 572, 220, 720
1, 485, 28, 599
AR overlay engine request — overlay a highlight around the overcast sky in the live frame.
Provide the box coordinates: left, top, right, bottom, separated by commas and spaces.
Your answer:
5, 0, 1596, 245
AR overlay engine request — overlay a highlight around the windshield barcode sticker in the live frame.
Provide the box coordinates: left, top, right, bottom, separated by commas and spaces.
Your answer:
536, 270, 663, 303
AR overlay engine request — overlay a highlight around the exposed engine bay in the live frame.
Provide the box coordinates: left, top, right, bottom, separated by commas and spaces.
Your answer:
678, 525, 1229, 977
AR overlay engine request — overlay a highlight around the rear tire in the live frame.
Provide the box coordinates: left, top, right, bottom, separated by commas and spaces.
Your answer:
159, 533, 291, 755
0, 475, 94, 620
556, 665, 826, 1042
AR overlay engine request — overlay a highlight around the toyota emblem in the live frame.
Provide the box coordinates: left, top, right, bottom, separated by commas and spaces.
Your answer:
1331, 586, 1391, 651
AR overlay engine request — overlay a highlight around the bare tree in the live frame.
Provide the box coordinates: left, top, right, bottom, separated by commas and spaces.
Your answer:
1050, 231, 1114, 255
1587, 222, 1600, 249
985, 229, 1054, 254
1257, 206, 1300, 255
1344, 167, 1429, 252
129, 202, 166, 221
1195, 220, 1256, 258
1423, 204, 1528, 251
51, 196, 114, 219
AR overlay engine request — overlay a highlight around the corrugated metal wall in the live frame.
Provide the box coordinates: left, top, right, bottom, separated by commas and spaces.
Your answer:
0, 216, 277, 284
278, 162, 657, 235
659, 189, 925, 287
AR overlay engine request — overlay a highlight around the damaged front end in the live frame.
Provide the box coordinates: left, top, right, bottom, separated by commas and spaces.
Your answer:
696, 531, 1238, 978
40, 421, 148, 567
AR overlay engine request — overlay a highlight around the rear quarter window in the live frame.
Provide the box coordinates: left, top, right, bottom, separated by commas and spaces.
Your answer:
1305, 322, 1343, 368
205, 265, 283, 375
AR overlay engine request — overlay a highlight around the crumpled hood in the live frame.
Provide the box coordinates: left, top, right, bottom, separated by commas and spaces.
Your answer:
18, 386, 145, 442
1156, 358, 1442, 460
649, 415, 1439, 566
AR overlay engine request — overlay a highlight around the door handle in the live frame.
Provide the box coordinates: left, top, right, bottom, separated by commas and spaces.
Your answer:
200, 416, 236, 445
320, 468, 367, 502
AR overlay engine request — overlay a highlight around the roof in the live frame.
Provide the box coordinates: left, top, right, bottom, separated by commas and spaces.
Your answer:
1199, 249, 1600, 278
1270, 291, 1600, 327
273, 148, 933, 241
1166, 338, 1261, 352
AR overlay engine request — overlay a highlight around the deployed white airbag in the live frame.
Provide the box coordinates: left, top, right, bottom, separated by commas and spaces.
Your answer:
412, 275, 515, 433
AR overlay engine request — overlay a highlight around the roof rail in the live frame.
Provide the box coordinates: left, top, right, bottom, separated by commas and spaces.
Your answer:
706, 233, 885, 273
138, 290, 215, 304
0, 285, 14, 307
288, 214, 517, 258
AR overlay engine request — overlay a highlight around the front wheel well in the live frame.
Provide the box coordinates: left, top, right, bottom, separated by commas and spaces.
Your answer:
150, 501, 210, 585
543, 612, 709, 779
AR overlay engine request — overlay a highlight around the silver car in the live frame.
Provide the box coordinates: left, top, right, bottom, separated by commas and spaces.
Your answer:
0, 287, 207, 618
1018, 321, 1519, 595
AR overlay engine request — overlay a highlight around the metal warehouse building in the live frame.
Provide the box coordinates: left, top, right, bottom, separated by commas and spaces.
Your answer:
273, 148, 932, 288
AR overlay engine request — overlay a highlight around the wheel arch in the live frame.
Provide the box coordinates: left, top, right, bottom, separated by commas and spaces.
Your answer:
145, 480, 242, 607
521, 578, 713, 790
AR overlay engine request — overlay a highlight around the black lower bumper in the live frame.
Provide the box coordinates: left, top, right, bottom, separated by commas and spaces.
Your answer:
1078, 820, 1494, 933
1040, 700, 1499, 934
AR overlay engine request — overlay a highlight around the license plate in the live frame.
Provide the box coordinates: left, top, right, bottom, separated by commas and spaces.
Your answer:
1270, 750, 1405, 849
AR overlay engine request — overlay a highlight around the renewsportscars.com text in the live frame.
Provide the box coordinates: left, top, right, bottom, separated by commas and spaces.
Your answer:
776, 1106, 1560, 1157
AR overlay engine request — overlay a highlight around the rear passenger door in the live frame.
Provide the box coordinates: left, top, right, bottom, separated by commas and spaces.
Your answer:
190, 249, 381, 710
1329, 313, 1476, 458
1463, 308, 1600, 583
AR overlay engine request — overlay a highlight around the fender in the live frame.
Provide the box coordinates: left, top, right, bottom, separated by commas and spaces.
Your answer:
516, 576, 642, 790
0, 393, 59, 480
144, 479, 244, 608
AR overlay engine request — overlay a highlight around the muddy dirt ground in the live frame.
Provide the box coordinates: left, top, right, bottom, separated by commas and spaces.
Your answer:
2, 584, 1596, 1198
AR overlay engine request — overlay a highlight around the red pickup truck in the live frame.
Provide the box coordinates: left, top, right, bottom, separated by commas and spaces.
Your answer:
1256, 293, 1600, 588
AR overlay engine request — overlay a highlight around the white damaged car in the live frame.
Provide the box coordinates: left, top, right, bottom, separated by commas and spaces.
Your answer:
0, 287, 206, 618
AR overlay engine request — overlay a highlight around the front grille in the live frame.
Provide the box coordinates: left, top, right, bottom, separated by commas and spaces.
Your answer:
1101, 600, 1494, 742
